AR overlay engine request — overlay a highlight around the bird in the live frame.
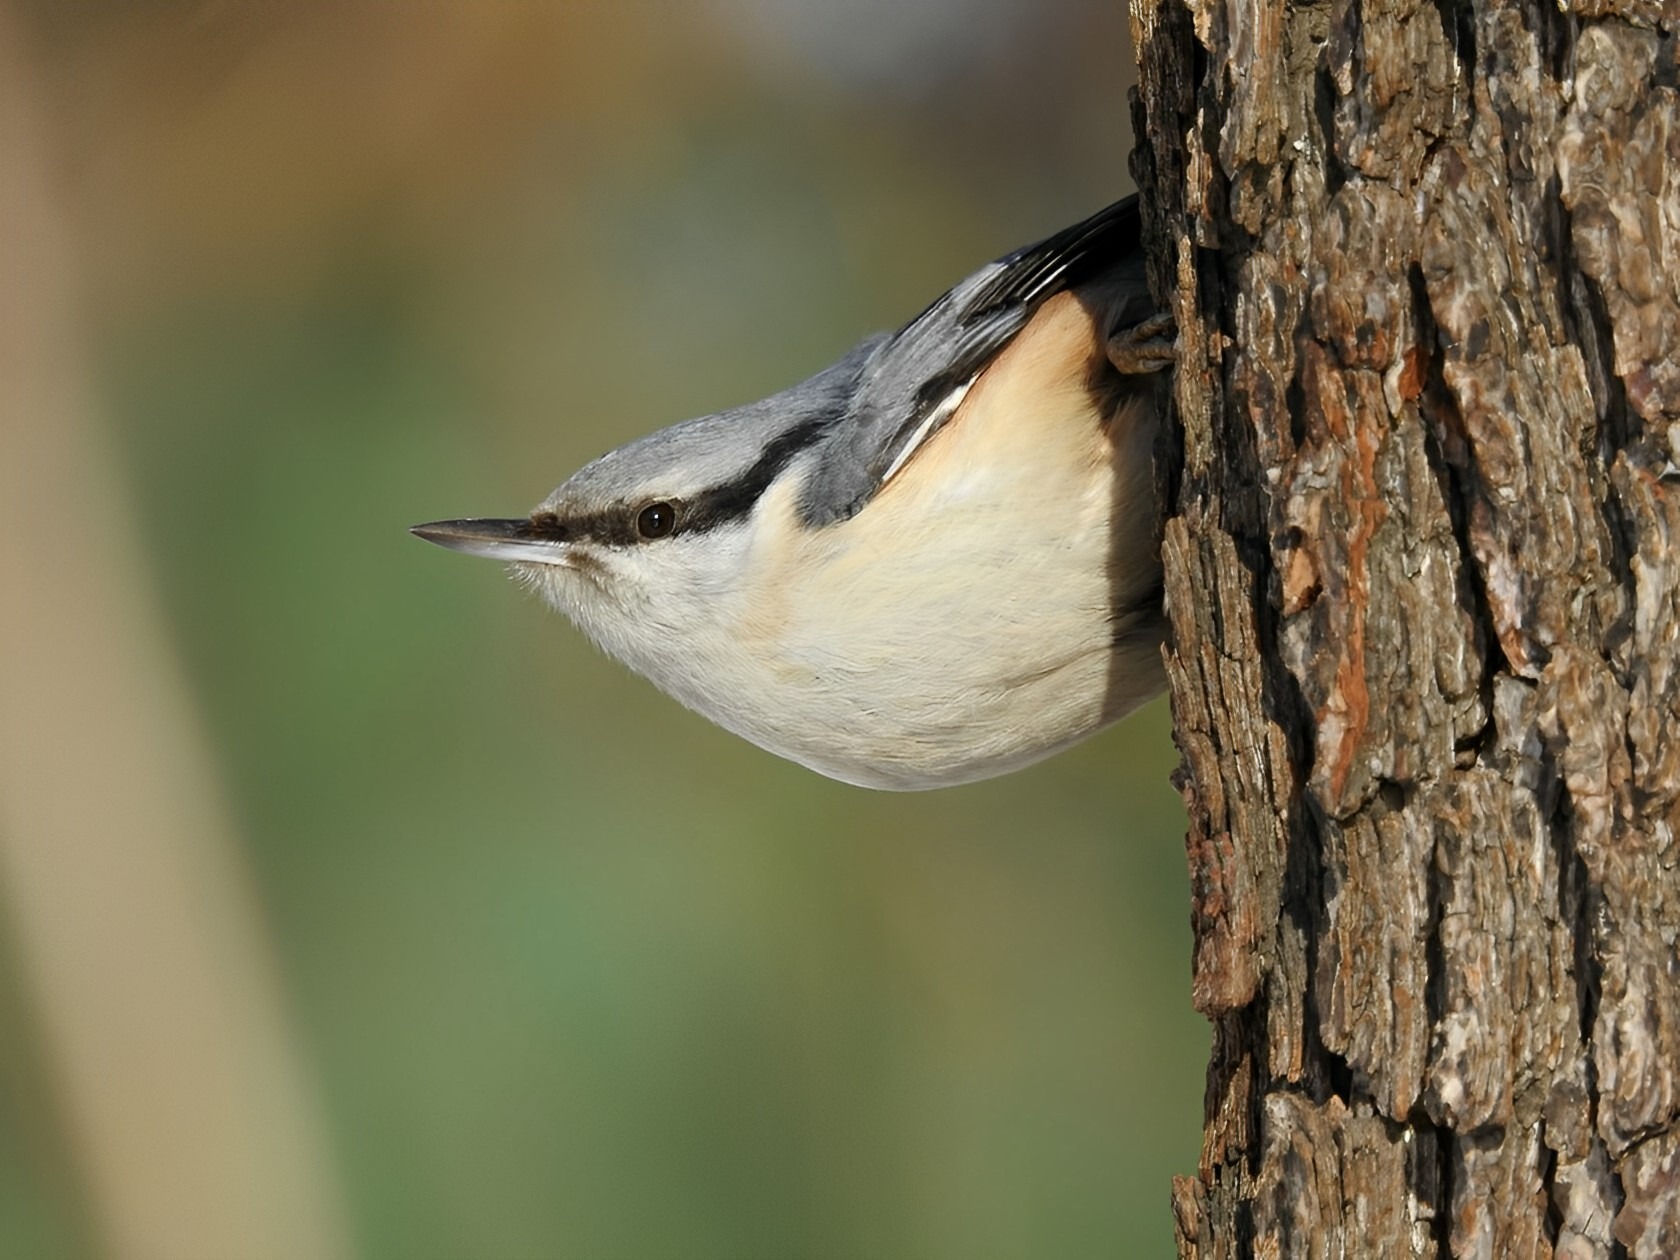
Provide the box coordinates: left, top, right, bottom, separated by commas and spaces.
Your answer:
413, 194, 1174, 790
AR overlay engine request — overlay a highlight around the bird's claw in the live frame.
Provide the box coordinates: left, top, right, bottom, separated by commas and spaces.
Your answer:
1107, 313, 1177, 376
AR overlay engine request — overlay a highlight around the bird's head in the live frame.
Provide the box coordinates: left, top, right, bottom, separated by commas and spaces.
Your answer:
411, 340, 878, 670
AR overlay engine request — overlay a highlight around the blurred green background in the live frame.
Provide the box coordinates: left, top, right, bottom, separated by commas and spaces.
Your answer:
0, 1, 1203, 1256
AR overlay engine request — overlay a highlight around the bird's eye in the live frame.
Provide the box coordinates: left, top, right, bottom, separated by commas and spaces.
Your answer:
636, 501, 677, 540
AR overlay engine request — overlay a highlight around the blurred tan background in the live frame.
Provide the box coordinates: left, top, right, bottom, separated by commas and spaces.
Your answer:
0, 1, 1202, 1256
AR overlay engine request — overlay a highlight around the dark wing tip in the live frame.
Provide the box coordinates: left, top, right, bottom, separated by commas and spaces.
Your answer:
969, 194, 1143, 318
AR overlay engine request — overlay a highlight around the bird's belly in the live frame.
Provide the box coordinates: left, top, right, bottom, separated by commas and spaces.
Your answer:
771, 566, 1120, 787
719, 450, 1157, 789
766, 629, 1129, 791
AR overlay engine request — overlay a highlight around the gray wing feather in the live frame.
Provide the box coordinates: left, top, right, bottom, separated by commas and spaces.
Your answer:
799, 195, 1148, 527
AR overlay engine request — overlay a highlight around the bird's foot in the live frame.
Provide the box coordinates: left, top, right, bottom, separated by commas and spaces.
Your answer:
1107, 313, 1177, 375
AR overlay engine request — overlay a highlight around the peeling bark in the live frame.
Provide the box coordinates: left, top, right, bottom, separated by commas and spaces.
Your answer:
1129, 0, 1679, 1250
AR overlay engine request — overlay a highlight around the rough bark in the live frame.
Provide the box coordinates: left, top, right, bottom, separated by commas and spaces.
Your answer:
1128, 0, 1680, 1251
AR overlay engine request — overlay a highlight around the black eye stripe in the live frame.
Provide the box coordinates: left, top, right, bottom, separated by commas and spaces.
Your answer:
526, 509, 636, 547
676, 418, 828, 533
534, 417, 831, 547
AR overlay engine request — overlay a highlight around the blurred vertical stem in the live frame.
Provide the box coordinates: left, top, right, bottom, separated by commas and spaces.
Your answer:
0, 8, 352, 1259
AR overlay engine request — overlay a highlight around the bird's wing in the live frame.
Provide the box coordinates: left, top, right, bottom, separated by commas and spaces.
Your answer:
798, 195, 1149, 527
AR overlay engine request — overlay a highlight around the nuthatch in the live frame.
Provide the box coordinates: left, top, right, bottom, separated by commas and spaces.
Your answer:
414, 195, 1173, 789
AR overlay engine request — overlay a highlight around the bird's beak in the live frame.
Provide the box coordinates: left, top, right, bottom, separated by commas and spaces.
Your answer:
409, 518, 570, 565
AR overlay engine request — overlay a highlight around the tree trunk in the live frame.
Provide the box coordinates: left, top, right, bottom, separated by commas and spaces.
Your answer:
1127, 0, 1680, 1251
